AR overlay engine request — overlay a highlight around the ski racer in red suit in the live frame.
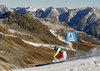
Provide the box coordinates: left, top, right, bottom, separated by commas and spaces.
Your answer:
52, 45, 67, 62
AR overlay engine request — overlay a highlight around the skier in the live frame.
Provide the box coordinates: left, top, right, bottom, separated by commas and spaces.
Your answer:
51, 45, 67, 62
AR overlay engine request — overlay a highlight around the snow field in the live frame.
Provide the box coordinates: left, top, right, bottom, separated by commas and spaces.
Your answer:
12, 55, 100, 71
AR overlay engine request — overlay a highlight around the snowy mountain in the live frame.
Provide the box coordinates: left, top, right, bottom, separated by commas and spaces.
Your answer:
33, 7, 100, 39
35, 8, 45, 18
5, 6, 100, 40
59, 7, 100, 39
57, 7, 69, 14
0, 11, 99, 70
0, 5, 12, 12
11, 7, 23, 11
0, 5, 100, 71
14, 8, 29, 15
26, 6, 37, 12
31, 6, 69, 20
45, 7, 59, 19
34, 6, 60, 20
11, 6, 37, 12
0, 5, 12, 18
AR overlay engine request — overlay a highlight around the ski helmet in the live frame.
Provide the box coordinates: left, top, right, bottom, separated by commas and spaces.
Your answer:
54, 45, 58, 51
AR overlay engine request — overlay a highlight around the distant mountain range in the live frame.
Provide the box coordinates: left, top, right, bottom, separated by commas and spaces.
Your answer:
0, 5, 99, 39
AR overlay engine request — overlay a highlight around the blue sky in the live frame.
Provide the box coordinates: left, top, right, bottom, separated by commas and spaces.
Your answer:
0, 0, 100, 9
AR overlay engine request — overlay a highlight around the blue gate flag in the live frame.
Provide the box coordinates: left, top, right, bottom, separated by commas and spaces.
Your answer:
66, 32, 77, 42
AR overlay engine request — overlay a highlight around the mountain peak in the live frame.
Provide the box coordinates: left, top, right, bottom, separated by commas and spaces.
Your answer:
0, 4, 12, 13
47, 6, 54, 9
45, 6, 55, 11
26, 6, 32, 9
37, 8, 46, 11
45, 6, 58, 13
0, 4, 6, 7
26, 6, 37, 12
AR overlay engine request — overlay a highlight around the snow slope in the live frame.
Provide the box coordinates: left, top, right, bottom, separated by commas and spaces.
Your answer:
12, 55, 100, 71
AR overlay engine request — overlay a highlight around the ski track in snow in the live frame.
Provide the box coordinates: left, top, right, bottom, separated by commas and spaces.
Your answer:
12, 55, 100, 71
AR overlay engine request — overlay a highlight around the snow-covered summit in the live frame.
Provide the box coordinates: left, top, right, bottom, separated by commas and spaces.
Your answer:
0, 4, 12, 12
45, 6, 59, 13
37, 8, 46, 11
26, 6, 37, 12
45, 6, 55, 11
